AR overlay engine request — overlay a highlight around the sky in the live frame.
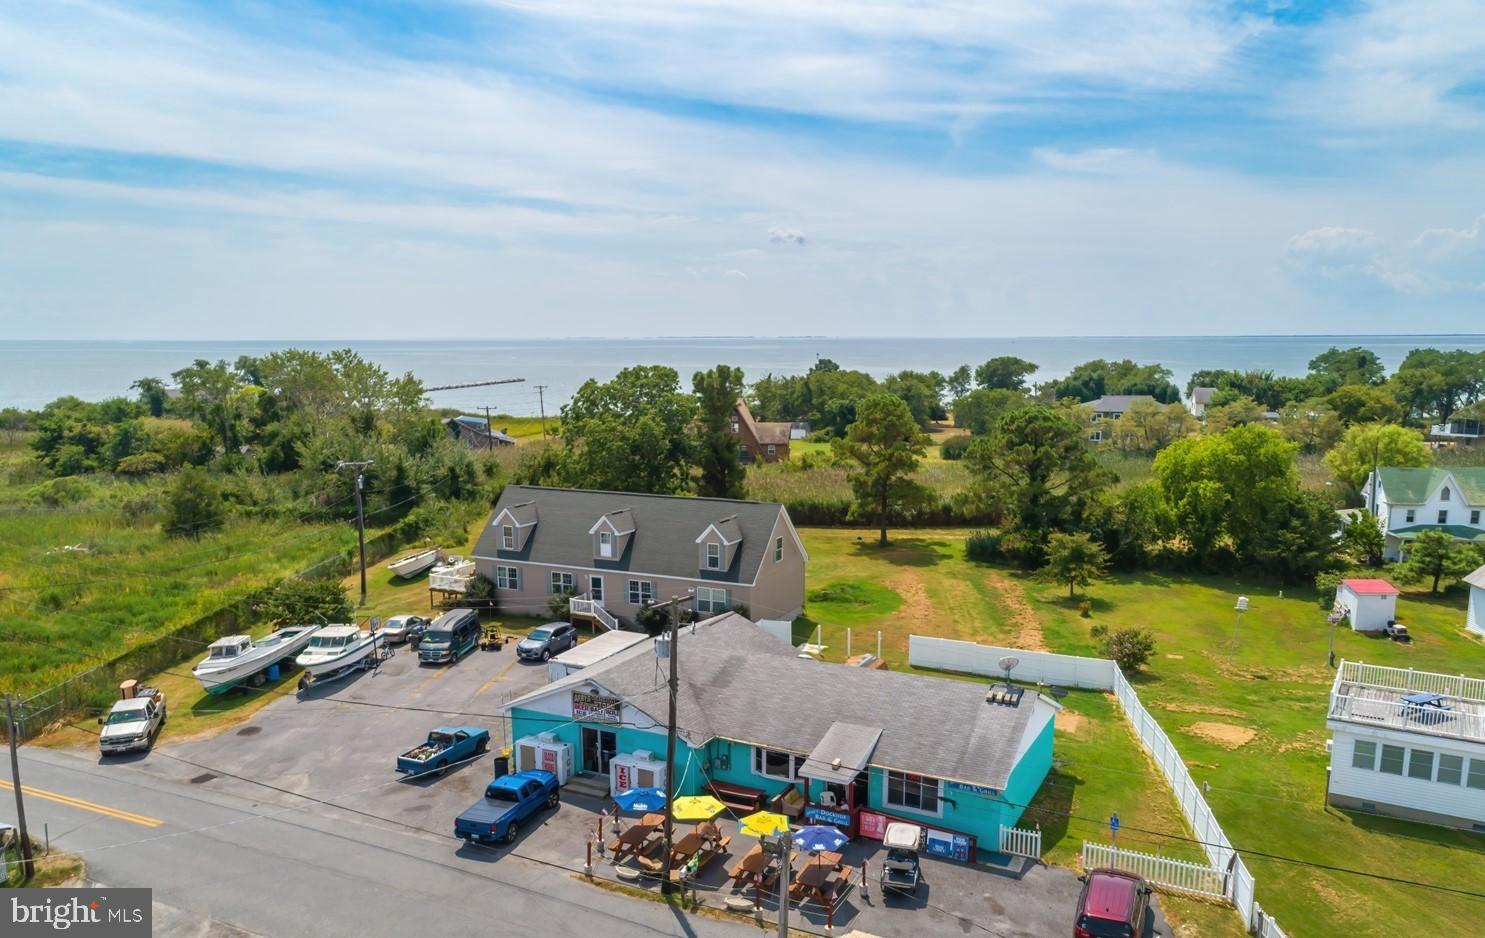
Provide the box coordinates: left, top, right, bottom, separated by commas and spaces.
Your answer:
1, 1, 1484, 339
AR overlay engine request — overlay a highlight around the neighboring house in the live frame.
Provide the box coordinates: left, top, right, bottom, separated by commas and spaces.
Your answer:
1190, 387, 1216, 419
1335, 578, 1400, 632
1362, 467, 1485, 562
445, 415, 516, 449
731, 399, 791, 463
1326, 660, 1485, 831
1467, 565, 1485, 638
1428, 418, 1484, 448
500, 613, 1060, 857
1085, 394, 1157, 443
472, 485, 807, 627
789, 421, 811, 441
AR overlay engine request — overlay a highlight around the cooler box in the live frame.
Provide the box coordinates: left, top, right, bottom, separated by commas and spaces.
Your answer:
608, 750, 667, 796
514, 733, 574, 785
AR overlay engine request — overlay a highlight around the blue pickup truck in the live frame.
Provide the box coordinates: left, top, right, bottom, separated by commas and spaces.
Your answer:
397, 725, 490, 777
454, 770, 560, 845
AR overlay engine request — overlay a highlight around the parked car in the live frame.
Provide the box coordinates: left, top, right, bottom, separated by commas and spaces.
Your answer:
418, 608, 482, 664
381, 615, 429, 644
454, 770, 560, 845
99, 688, 167, 756
397, 725, 489, 777
515, 623, 578, 661
1075, 868, 1151, 938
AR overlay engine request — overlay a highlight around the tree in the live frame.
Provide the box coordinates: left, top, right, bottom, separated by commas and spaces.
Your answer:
0, 407, 29, 444
1276, 400, 1344, 454
1100, 400, 1198, 454
831, 394, 931, 546
1308, 346, 1385, 392
1340, 516, 1385, 566
881, 371, 941, 428
1040, 532, 1109, 598
975, 356, 1038, 391
1104, 628, 1156, 673
692, 365, 747, 499
559, 366, 696, 494
171, 359, 243, 454
1323, 423, 1431, 491
1326, 383, 1403, 425
1250, 489, 1341, 582
131, 377, 169, 418
163, 467, 225, 538
1401, 529, 1473, 593
965, 407, 1112, 559
946, 365, 973, 400
952, 388, 1029, 435
1086, 481, 1174, 569
247, 579, 352, 628
1052, 359, 1180, 404
1203, 396, 1266, 433
1391, 348, 1485, 423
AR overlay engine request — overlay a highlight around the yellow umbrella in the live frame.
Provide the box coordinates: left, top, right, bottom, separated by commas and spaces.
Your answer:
670, 795, 727, 822
739, 810, 790, 838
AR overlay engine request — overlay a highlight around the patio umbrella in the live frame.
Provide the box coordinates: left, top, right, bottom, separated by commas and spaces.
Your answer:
670, 795, 726, 822
739, 810, 790, 839
791, 824, 849, 853
612, 787, 668, 813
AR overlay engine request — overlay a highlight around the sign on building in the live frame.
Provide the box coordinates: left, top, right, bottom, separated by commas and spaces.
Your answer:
572, 691, 621, 723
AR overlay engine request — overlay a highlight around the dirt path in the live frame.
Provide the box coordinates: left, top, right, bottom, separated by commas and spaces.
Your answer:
884, 572, 934, 631
983, 570, 1047, 651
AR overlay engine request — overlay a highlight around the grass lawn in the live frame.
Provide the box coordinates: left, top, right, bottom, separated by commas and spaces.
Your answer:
796, 527, 1485, 938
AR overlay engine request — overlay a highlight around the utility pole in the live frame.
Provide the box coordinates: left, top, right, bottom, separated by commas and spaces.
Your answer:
6, 695, 35, 882
535, 385, 549, 441
483, 405, 494, 454
775, 831, 790, 937
659, 596, 681, 894
336, 460, 374, 606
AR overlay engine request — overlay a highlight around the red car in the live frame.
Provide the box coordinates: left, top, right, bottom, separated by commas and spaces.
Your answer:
1075, 868, 1152, 938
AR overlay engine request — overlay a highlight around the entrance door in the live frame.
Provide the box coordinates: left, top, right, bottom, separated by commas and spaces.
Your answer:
581, 726, 618, 774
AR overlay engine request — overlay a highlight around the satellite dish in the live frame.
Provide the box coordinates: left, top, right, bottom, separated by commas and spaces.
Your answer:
997, 656, 1020, 672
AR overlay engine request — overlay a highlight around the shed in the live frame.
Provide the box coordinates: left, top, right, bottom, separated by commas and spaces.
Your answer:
1337, 578, 1400, 632
546, 630, 650, 681
1466, 565, 1485, 637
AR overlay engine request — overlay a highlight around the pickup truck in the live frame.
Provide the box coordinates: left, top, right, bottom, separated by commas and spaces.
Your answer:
396, 725, 489, 777
454, 770, 559, 845
98, 688, 167, 756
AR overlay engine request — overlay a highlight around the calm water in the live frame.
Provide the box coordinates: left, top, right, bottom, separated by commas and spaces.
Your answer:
3, 336, 1484, 414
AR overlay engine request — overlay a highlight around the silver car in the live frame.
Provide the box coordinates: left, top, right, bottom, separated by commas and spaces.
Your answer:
380, 615, 428, 644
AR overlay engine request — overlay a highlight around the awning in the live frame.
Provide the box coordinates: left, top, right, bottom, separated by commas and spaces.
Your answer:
799, 721, 882, 784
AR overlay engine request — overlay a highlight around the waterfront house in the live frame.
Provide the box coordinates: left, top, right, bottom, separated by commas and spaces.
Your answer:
1335, 579, 1400, 632
731, 399, 792, 464
500, 613, 1059, 858
1326, 660, 1485, 831
1428, 417, 1484, 448
445, 415, 516, 449
1362, 467, 1485, 561
1084, 395, 1157, 442
1190, 387, 1216, 419
1467, 565, 1485, 638
471, 485, 807, 628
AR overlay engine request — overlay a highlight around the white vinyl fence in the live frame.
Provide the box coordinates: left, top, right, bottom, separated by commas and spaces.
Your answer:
910, 636, 1280, 936
1080, 842, 1226, 900
997, 825, 1042, 859
1254, 903, 1289, 938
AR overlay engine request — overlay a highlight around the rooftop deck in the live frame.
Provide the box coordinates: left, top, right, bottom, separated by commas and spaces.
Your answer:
1330, 662, 1485, 744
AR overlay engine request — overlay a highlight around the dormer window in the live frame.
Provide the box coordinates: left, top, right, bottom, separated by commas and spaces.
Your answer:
599, 530, 613, 558
501, 525, 515, 550
706, 542, 722, 570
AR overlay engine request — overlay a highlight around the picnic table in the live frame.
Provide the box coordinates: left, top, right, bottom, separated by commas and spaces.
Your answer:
728, 844, 799, 888
790, 851, 845, 903
609, 823, 662, 863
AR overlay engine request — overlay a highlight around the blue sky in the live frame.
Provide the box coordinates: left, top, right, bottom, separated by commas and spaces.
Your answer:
1, 0, 1483, 339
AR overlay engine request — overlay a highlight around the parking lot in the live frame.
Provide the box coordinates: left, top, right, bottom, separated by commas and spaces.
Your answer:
125, 634, 1170, 938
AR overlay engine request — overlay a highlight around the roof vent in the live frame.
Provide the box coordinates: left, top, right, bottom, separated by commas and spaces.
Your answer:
986, 686, 1024, 706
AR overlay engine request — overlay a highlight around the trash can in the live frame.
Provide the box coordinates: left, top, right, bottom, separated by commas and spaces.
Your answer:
493, 752, 510, 779
266, 663, 281, 682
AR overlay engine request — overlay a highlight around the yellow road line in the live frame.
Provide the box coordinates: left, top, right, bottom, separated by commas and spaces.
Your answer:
473, 657, 521, 698
0, 779, 162, 828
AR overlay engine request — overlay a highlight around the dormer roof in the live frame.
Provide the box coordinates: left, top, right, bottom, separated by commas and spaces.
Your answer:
696, 515, 743, 545
589, 508, 637, 536
494, 500, 539, 527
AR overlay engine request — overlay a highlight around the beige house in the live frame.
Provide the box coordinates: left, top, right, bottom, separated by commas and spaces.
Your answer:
472, 485, 808, 628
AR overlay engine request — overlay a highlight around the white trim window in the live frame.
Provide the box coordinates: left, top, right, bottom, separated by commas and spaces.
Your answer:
885, 771, 942, 815
589, 575, 604, 602
501, 525, 516, 550
549, 571, 575, 595
705, 542, 722, 570
1472, 510, 1481, 526
696, 586, 730, 614
1438, 510, 1449, 524
774, 536, 784, 563
753, 747, 803, 781
627, 579, 654, 605
1405, 509, 1416, 523
1378, 744, 1405, 776
598, 530, 613, 558
1470, 759, 1485, 791
495, 566, 521, 590
1438, 754, 1464, 785
766, 444, 776, 457
1351, 739, 1376, 770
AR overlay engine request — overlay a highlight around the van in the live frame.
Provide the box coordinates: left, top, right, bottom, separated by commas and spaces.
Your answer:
418, 608, 481, 664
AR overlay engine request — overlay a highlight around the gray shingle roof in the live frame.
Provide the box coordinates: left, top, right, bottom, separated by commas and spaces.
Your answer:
503, 614, 1041, 791
1088, 394, 1157, 413
1466, 564, 1485, 591
476, 486, 787, 584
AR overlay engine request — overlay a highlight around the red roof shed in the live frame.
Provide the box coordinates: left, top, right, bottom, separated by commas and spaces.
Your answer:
1341, 578, 1400, 596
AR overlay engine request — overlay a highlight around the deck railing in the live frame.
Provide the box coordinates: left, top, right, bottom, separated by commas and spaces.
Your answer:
1335, 660, 1485, 704
570, 595, 619, 631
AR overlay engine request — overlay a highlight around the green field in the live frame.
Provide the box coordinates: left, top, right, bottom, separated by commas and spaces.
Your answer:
796, 527, 1485, 938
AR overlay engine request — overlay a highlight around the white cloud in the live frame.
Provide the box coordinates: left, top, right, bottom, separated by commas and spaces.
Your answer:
1285, 217, 1485, 295
767, 226, 806, 245
1032, 147, 1156, 174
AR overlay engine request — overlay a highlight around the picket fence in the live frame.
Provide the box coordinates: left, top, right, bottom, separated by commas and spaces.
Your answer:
997, 825, 1042, 859
1080, 842, 1226, 900
909, 636, 1280, 937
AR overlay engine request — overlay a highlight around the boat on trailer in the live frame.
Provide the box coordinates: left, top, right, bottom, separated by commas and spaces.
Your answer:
192, 625, 321, 694
388, 547, 440, 579
295, 624, 383, 686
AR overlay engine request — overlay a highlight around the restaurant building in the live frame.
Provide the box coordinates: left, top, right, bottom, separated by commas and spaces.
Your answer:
499, 613, 1059, 860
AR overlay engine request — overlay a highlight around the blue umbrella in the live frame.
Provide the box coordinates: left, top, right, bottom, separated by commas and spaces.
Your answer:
792, 824, 849, 853
613, 787, 668, 813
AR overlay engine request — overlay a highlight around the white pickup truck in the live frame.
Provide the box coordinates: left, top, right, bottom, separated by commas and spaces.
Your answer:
98, 687, 167, 756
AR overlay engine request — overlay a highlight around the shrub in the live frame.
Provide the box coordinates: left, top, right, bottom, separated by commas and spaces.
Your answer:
939, 435, 972, 460
29, 476, 93, 507
1103, 627, 1156, 673
1078, 600, 1092, 618
115, 452, 166, 475
247, 579, 352, 629
162, 467, 225, 538
1089, 622, 1108, 639
463, 574, 497, 606
546, 590, 574, 621
965, 530, 1003, 563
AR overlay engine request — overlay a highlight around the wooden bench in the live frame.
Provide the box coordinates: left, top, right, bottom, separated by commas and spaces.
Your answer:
707, 780, 766, 814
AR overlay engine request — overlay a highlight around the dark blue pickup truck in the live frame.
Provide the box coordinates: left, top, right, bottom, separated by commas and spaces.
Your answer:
454, 770, 559, 845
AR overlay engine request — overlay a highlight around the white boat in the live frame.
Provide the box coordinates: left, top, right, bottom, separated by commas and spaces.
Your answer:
428, 555, 477, 592
294, 625, 382, 679
192, 625, 321, 694
388, 547, 440, 579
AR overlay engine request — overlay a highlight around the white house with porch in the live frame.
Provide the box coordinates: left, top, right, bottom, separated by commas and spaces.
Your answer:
1326, 661, 1485, 831
1362, 467, 1485, 562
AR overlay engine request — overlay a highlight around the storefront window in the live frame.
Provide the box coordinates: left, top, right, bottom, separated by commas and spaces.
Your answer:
752, 746, 803, 781
885, 771, 941, 814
